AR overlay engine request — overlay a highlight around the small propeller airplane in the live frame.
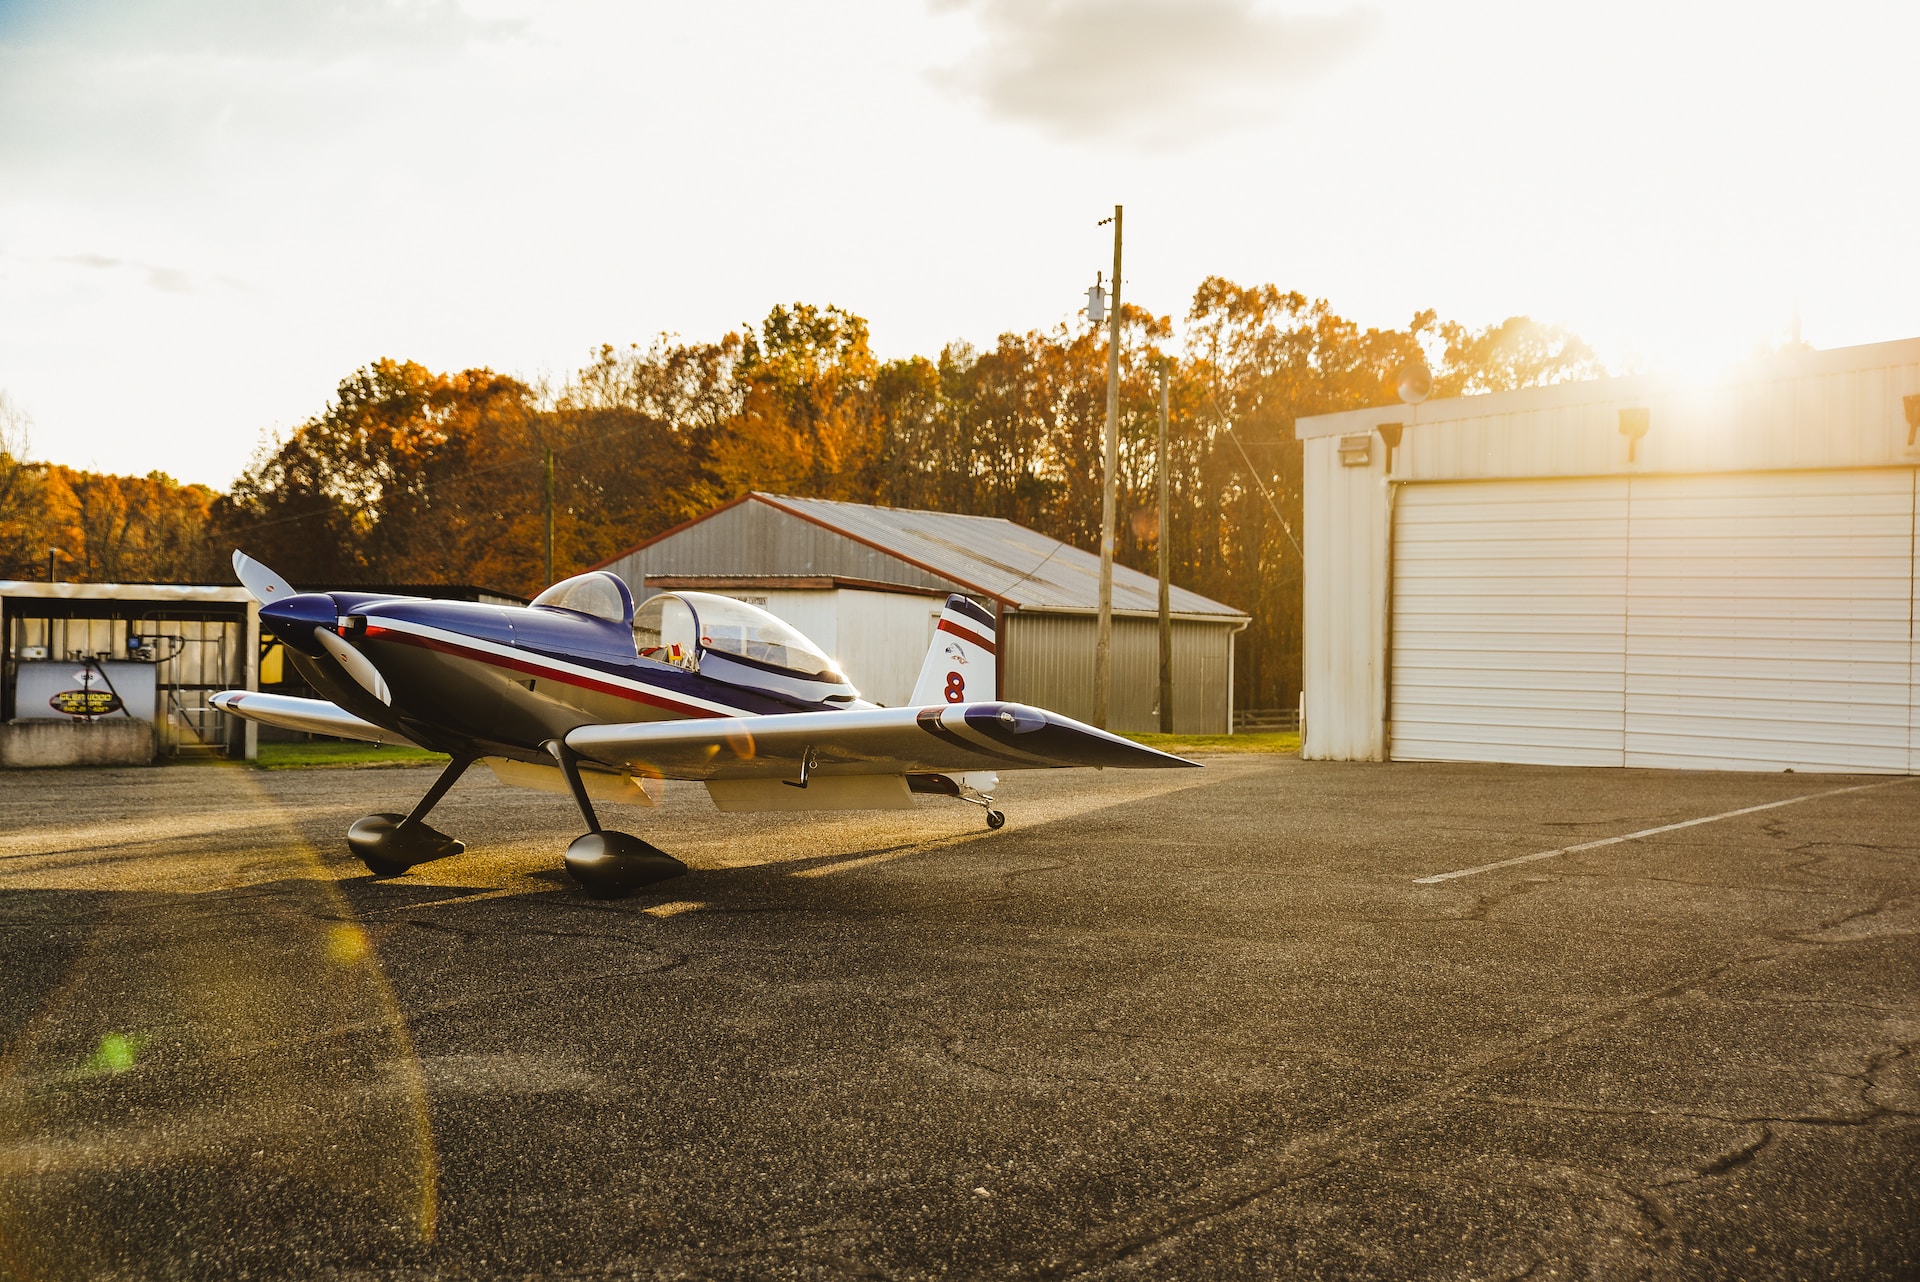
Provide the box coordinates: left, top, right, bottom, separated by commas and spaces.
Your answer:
213, 551, 1196, 896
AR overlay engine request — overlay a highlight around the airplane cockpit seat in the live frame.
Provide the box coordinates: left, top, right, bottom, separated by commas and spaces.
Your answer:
632, 592, 701, 670
633, 590, 859, 701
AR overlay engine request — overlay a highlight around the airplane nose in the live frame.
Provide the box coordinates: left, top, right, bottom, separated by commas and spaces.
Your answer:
259, 592, 339, 646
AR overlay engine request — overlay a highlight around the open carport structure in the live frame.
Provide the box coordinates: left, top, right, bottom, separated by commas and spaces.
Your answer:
0, 580, 259, 761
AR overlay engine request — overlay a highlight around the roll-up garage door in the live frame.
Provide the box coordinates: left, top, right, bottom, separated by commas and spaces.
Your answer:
1623, 471, 1914, 771
1391, 469, 1918, 773
1391, 479, 1629, 765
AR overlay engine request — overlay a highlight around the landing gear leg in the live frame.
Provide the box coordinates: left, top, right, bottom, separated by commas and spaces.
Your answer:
906, 772, 1006, 831
547, 740, 686, 898
956, 787, 1006, 831
348, 753, 474, 876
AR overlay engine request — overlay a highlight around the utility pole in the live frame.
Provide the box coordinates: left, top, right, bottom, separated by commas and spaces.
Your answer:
543, 449, 556, 586
1094, 205, 1122, 729
1156, 360, 1172, 733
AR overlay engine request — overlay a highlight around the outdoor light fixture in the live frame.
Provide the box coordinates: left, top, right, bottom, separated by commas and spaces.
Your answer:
1396, 359, 1432, 406
1619, 407, 1651, 462
1338, 434, 1372, 467
1086, 273, 1106, 325
1376, 421, 1404, 474
1904, 393, 1920, 446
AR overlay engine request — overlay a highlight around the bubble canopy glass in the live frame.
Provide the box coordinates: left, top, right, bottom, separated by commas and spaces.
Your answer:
633, 591, 844, 681
530, 571, 633, 624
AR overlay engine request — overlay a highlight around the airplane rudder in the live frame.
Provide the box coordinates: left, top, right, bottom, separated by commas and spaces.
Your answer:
912, 594, 997, 706
942, 593, 994, 630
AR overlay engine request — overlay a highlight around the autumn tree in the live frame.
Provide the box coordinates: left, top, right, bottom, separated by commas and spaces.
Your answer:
1435, 316, 1602, 395
710, 305, 882, 500
39, 467, 218, 583
217, 359, 541, 587
540, 336, 737, 584
0, 393, 45, 579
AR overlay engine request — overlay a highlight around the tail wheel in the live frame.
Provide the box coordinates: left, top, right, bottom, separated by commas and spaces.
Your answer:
985, 809, 1006, 830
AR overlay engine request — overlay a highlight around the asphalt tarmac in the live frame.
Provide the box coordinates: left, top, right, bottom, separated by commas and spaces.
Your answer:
1, 754, 1915, 1280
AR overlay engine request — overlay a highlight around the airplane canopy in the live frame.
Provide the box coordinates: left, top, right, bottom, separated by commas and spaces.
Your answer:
532, 571, 634, 624
634, 590, 844, 682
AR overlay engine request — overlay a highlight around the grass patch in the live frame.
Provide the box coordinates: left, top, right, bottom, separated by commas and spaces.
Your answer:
251, 741, 449, 770
1124, 731, 1299, 755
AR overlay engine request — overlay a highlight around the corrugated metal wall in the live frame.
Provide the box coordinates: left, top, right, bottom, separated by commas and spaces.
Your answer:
1003, 613, 1234, 734
605, 501, 964, 594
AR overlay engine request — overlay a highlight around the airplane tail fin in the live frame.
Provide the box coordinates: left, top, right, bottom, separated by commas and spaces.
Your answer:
910, 595, 997, 706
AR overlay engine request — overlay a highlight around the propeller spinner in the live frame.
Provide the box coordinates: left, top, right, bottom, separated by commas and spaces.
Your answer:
235, 548, 390, 706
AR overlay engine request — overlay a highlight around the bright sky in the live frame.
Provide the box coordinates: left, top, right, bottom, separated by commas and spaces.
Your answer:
2, 0, 1916, 488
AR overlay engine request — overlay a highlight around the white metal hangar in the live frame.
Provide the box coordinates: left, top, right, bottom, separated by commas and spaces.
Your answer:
1296, 337, 1920, 773
593, 493, 1250, 732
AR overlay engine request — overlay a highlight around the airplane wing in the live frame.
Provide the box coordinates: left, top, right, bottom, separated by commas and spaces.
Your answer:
565, 701, 1196, 781
208, 691, 421, 748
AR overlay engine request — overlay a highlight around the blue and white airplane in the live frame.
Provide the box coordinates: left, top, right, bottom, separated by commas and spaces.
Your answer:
213, 552, 1195, 896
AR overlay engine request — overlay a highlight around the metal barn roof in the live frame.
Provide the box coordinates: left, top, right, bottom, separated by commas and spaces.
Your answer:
601, 493, 1247, 620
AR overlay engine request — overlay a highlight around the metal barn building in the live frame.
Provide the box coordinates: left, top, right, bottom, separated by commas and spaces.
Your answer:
1296, 336, 1920, 773
595, 493, 1250, 733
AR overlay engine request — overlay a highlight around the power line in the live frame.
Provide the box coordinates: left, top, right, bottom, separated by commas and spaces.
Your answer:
1206, 390, 1302, 557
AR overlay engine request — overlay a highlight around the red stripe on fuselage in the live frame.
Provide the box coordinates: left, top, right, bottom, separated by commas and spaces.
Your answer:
937, 617, 996, 655
364, 624, 729, 719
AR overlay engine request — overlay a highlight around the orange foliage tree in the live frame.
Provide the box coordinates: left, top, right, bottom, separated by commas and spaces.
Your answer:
202, 288, 1601, 708
0, 390, 217, 584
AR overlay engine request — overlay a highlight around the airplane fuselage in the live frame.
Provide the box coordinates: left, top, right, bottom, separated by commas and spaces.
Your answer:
264, 593, 855, 766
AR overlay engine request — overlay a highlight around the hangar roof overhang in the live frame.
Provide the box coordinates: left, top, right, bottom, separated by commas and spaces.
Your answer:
0, 581, 257, 621
1294, 334, 1920, 441
595, 493, 1249, 623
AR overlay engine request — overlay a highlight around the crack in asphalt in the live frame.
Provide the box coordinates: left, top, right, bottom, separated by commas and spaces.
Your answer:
1018, 935, 1914, 1278
1466, 875, 1554, 923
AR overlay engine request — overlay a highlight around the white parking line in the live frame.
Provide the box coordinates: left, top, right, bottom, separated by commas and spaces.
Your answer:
1413, 776, 1919, 885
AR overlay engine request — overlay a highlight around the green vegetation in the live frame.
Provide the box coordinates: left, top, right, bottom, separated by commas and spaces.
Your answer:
1125, 731, 1299, 756
251, 741, 448, 770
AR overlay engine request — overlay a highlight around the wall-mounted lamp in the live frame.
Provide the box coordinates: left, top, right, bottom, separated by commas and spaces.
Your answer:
1619, 407, 1650, 462
1903, 394, 1920, 447
1396, 359, 1432, 406
1338, 434, 1372, 467
1376, 421, 1404, 474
